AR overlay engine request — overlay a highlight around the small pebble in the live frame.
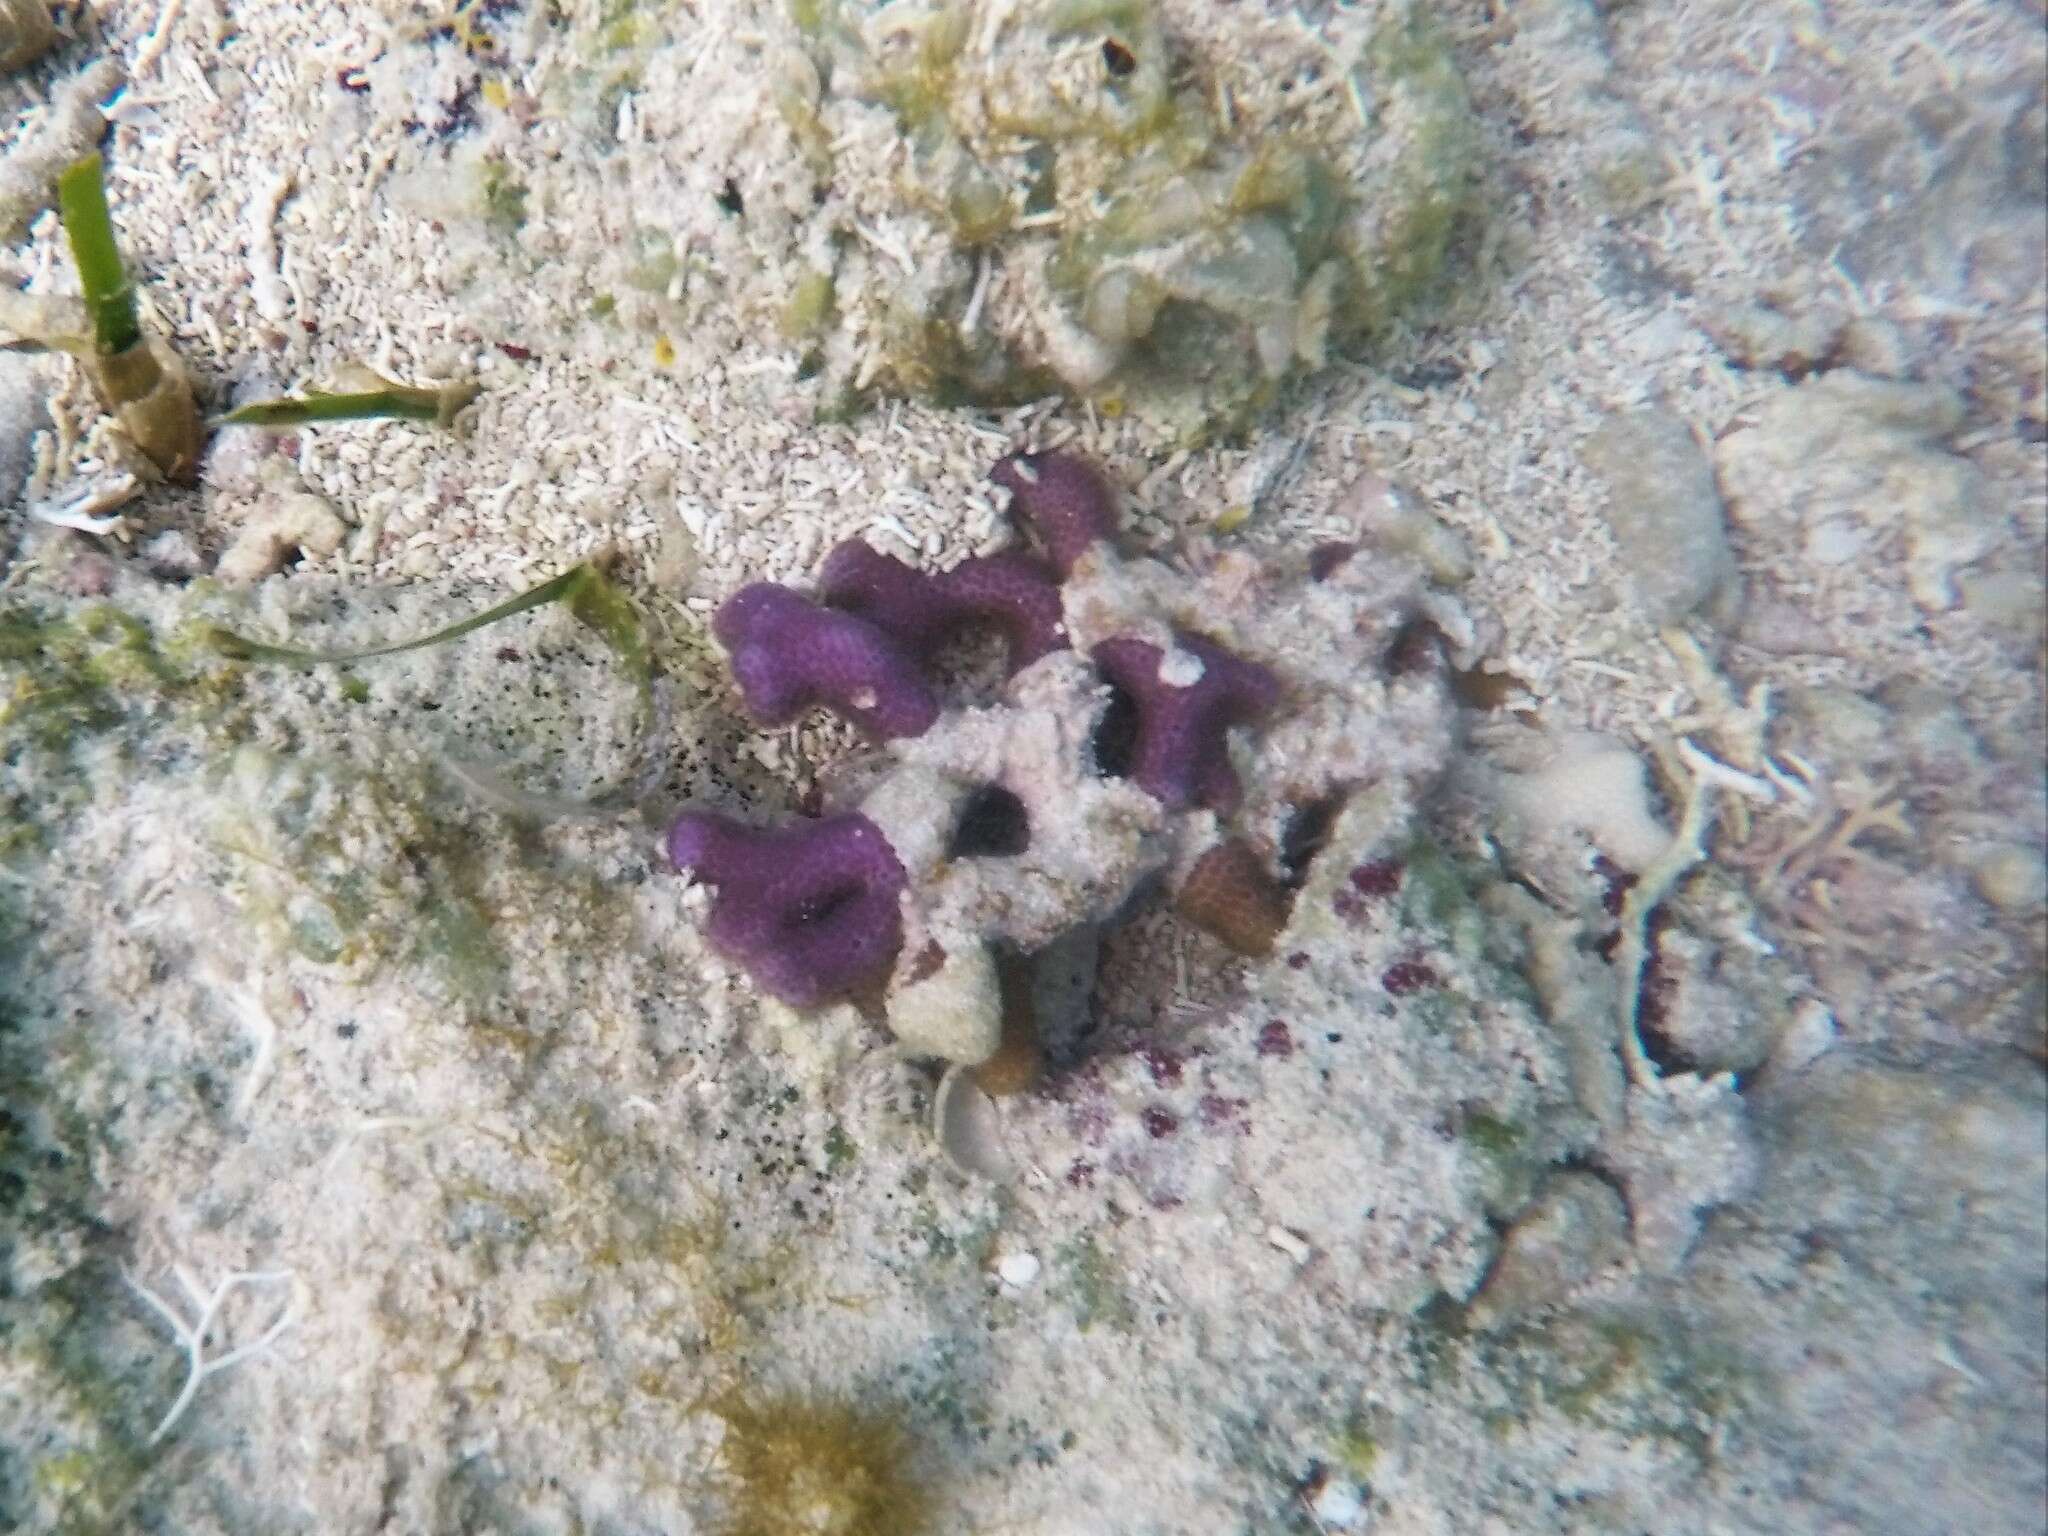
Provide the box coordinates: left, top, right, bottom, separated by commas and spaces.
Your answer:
997, 1251, 1041, 1288
1309, 1477, 1366, 1529
1265, 1225, 1313, 1264
1973, 845, 2046, 913
1579, 408, 1737, 626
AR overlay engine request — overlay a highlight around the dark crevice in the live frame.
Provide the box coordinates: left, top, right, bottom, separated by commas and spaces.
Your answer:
1090, 680, 1140, 780
1383, 616, 1447, 677
948, 784, 1031, 859
788, 882, 860, 931
1279, 792, 1347, 886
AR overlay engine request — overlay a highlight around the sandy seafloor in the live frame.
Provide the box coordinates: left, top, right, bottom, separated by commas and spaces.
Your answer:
1, 1, 2044, 1533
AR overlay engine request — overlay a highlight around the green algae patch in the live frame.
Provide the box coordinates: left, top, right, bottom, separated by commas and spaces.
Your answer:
712, 1393, 934, 1536
1, 596, 246, 855
1, 933, 164, 1532
1453, 1304, 1757, 1472
1056, 1233, 1135, 1334
215, 745, 532, 1004
2, 602, 188, 752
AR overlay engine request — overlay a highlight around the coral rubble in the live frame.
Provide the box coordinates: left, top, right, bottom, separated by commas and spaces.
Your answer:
772, 0, 1482, 437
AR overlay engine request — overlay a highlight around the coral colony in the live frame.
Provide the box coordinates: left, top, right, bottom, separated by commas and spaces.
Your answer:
668, 451, 1466, 1080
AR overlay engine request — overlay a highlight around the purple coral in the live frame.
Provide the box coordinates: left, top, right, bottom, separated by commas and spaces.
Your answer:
819, 541, 1068, 673
667, 811, 907, 1008
678, 449, 1309, 1008
992, 451, 1120, 575
1092, 633, 1281, 813
714, 582, 939, 741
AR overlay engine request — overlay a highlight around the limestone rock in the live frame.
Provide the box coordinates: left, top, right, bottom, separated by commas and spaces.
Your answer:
1580, 409, 1737, 626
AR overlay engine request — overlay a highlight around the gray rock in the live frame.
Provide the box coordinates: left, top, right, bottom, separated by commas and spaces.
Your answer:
1579, 408, 1738, 626
1793, 79, 2046, 309
0, 349, 46, 506
1468, 1170, 1629, 1328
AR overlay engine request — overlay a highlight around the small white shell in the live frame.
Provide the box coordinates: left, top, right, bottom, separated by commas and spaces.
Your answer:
933, 1063, 1014, 1182
996, 1251, 1041, 1288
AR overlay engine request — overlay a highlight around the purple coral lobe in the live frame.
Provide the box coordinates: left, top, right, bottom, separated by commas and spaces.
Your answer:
1090, 633, 1281, 813
992, 451, 1120, 575
668, 811, 907, 1008
713, 582, 939, 740
820, 540, 1068, 673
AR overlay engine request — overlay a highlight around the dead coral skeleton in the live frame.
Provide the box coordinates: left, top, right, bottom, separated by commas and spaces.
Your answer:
123, 1260, 299, 1444
1730, 759, 1915, 954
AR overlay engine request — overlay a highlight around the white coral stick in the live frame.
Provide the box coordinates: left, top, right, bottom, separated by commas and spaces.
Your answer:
124, 1264, 298, 1444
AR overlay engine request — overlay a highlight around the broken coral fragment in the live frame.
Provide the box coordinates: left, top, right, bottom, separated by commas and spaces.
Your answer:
774, 0, 1481, 438
1174, 838, 1291, 957
885, 938, 1002, 1065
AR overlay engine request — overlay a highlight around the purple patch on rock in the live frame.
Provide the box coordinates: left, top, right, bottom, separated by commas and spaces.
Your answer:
1349, 858, 1404, 898
1381, 958, 1437, 996
1256, 1020, 1295, 1057
1141, 1106, 1179, 1139
1141, 1046, 1184, 1087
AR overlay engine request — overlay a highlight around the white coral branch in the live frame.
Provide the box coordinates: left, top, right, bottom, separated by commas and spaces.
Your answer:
124, 1263, 299, 1444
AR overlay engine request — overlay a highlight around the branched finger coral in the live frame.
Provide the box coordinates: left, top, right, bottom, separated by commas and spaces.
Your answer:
715, 582, 941, 741
818, 541, 1068, 673
1089, 632, 1279, 813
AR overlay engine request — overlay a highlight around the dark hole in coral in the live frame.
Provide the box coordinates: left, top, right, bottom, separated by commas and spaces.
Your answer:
716, 177, 744, 216
1635, 1012, 1703, 1077
1451, 663, 1529, 712
1393, 358, 1464, 390
949, 784, 1031, 859
1101, 38, 1137, 77
1632, 931, 1703, 1075
1308, 541, 1359, 581
787, 881, 860, 931
1279, 793, 1347, 885
1091, 680, 1140, 780
1383, 616, 1446, 676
